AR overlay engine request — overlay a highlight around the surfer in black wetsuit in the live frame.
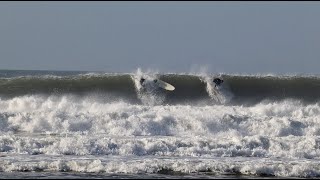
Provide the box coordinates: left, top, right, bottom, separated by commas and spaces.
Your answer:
213, 78, 223, 87
140, 78, 146, 86
140, 78, 158, 85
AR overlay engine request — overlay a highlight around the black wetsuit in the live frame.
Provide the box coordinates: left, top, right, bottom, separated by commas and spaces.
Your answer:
140, 78, 146, 85
213, 78, 223, 87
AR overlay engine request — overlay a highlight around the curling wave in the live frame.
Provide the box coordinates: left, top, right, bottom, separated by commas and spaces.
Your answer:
0, 70, 320, 105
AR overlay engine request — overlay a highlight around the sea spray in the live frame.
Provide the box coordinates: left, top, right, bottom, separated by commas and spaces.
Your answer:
198, 72, 234, 104
1, 70, 320, 178
131, 68, 166, 106
0, 96, 320, 176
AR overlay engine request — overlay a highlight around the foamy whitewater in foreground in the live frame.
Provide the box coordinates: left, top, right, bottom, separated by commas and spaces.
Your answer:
1, 69, 320, 178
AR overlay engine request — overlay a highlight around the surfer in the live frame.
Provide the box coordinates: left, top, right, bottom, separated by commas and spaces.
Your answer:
140, 78, 159, 86
213, 78, 223, 87
140, 78, 174, 91
140, 78, 146, 86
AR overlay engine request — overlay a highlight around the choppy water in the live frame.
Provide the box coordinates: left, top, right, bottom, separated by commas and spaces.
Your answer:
1, 69, 320, 178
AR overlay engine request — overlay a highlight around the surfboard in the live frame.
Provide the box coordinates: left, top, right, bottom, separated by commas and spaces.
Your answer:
154, 79, 175, 91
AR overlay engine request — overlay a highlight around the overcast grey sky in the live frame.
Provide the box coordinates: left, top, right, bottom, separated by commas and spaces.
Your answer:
0, 1, 319, 74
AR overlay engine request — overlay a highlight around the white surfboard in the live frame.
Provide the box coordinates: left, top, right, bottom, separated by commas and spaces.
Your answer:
154, 79, 175, 91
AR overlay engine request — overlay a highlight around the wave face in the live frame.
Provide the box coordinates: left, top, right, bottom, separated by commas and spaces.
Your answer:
1, 70, 320, 178
1, 70, 320, 105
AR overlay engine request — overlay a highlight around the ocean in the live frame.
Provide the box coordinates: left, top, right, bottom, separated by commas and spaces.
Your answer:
0, 69, 320, 179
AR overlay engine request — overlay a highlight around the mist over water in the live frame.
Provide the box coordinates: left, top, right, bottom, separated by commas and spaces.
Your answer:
1, 69, 320, 178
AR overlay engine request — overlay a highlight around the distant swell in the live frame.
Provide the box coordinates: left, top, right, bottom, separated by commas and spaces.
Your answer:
1, 73, 320, 105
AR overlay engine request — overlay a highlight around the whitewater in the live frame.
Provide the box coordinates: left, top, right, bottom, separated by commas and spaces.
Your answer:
1, 69, 320, 178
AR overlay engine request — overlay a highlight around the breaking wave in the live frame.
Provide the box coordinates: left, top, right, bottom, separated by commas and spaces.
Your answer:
1, 69, 320, 105
1, 69, 320, 178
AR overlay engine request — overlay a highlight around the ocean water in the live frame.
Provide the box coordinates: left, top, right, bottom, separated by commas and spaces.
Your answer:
1, 69, 320, 178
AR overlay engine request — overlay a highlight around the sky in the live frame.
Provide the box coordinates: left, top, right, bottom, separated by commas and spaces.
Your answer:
0, 1, 319, 74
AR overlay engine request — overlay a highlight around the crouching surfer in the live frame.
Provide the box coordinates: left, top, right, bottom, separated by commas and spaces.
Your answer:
140, 78, 146, 86
213, 78, 224, 87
